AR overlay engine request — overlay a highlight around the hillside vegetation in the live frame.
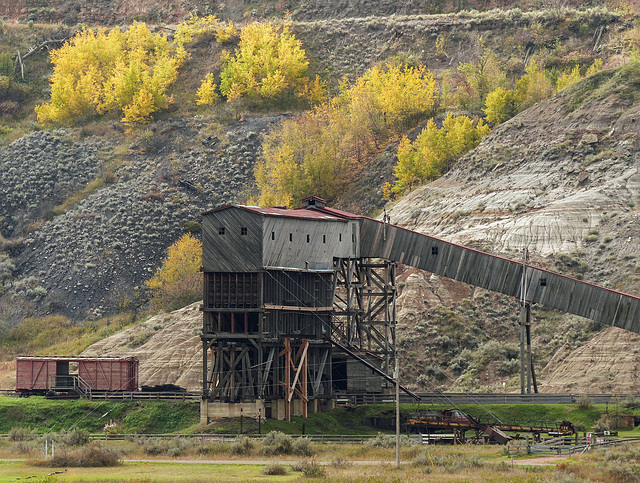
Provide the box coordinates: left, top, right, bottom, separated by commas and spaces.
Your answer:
0, 2, 640, 394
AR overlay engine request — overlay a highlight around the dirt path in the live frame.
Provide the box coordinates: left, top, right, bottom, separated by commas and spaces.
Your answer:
511, 454, 570, 466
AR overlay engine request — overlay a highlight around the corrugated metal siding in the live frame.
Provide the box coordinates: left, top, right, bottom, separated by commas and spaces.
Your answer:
202, 209, 263, 272
263, 217, 357, 270
360, 219, 640, 333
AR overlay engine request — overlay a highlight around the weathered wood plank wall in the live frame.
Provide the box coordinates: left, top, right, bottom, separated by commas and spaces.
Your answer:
359, 219, 640, 334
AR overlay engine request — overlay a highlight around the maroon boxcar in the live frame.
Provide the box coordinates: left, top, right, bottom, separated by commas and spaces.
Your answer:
78, 357, 138, 391
16, 356, 139, 395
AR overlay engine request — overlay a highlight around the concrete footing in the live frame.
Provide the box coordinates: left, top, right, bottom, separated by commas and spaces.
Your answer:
200, 398, 336, 423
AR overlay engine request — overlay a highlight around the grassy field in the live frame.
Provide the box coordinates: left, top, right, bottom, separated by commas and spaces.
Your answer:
0, 442, 635, 482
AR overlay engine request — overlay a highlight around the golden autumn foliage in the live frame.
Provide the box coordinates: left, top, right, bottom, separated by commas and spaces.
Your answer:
174, 14, 238, 46
442, 47, 508, 112
36, 23, 185, 127
147, 233, 202, 312
254, 62, 437, 207
219, 23, 322, 106
196, 73, 219, 105
390, 114, 491, 197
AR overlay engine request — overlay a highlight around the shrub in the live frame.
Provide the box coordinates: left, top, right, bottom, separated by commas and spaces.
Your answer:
37, 444, 120, 467
9, 427, 37, 441
263, 463, 287, 475
230, 436, 255, 455
261, 431, 293, 455
294, 460, 326, 477
60, 428, 90, 446
577, 394, 593, 409
12, 441, 37, 454
196, 73, 219, 106
292, 436, 313, 456
184, 221, 202, 234
366, 432, 395, 448
142, 437, 168, 455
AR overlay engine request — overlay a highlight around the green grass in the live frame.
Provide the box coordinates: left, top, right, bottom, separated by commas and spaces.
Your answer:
0, 397, 199, 434
0, 461, 301, 482
0, 398, 623, 436
1, 312, 138, 359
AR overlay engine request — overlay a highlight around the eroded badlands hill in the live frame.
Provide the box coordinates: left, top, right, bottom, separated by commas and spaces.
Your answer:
388, 60, 640, 392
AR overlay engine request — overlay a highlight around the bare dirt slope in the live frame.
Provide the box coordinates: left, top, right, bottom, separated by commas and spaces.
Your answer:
540, 326, 640, 393
80, 302, 203, 391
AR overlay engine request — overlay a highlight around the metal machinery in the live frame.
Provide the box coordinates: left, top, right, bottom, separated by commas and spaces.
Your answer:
201, 197, 640, 420
406, 409, 577, 444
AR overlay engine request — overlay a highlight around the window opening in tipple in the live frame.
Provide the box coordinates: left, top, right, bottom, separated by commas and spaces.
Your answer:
432, 246, 438, 255
289, 233, 293, 242
307, 234, 310, 243
241, 227, 247, 235
271, 231, 275, 240
219, 227, 225, 235
323, 235, 326, 243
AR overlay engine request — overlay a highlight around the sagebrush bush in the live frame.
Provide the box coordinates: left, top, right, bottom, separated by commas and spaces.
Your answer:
230, 435, 255, 455
294, 460, 326, 477
292, 437, 313, 456
37, 444, 120, 467
142, 437, 168, 455
261, 431, 293, 455
263, 463, 287, 475
9, 427, 37, 441
11, 441, 37, 454
577, 394, 593, 409
60, 428, 90, 446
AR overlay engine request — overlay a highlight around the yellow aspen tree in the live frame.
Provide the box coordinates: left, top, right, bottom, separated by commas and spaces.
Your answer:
147, 233, 202, 313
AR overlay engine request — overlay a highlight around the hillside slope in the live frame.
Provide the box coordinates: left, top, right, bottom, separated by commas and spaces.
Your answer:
388, 60, 640, 392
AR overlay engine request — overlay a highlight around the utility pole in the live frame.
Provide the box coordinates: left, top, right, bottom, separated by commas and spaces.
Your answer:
520, 248, 527, 395
395, 348, 400, 469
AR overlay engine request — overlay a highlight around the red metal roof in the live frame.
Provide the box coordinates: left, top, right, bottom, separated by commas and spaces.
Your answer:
16, 356, 138, 362
203, 204, 350, 221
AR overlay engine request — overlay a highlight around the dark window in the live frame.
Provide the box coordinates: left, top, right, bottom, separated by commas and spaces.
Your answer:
432, 246, 438, 255
339, 234, 342, 242
271, 231, 275, 240
323, 235, 326, 243
307, 234, 310, 243
241, 227, 248, 235
219, 227, 225, 235
352, 234, 355, 243
289, 233, 293, 242
540, 278, 547, 287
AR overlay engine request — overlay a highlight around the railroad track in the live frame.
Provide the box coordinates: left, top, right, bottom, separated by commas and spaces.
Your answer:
2, 390, 636, 404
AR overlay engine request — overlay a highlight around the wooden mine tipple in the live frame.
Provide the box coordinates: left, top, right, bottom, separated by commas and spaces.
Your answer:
16, 356, 139, 396
201, 197, 640, 421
